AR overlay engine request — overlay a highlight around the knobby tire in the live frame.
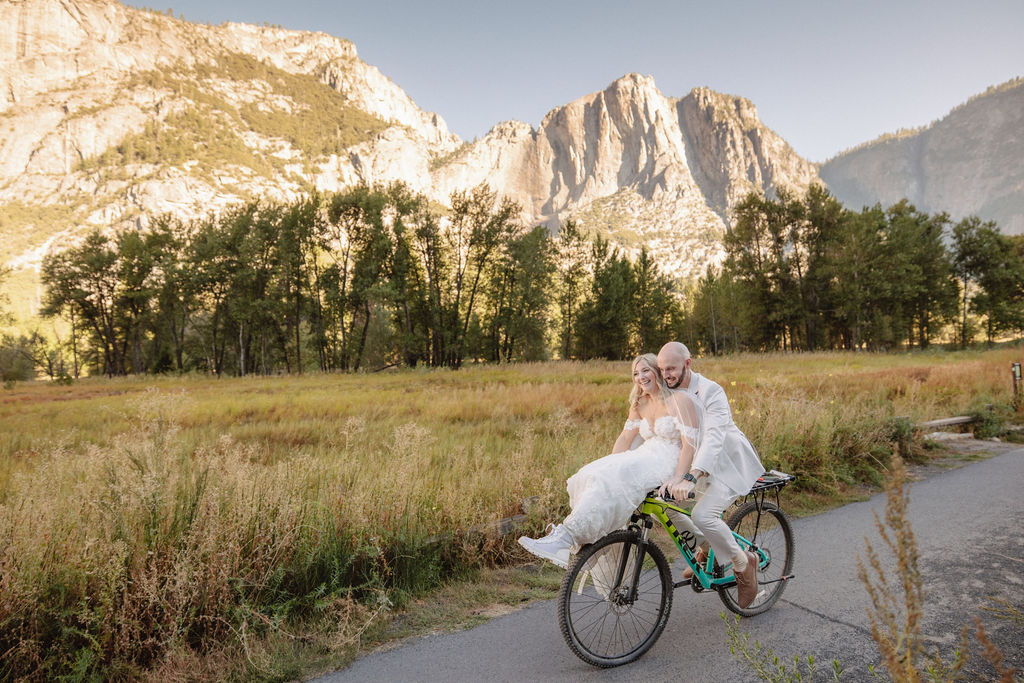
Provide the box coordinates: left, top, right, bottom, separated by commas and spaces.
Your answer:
718, 500, 795, 616
557, 529, 673, 668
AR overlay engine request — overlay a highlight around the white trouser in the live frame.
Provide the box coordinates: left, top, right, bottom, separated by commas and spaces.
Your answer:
666, 507, 704, 552
670, 479, 743, 563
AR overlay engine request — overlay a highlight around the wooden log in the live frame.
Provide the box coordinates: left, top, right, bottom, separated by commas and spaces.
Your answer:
916, 415, 976, 429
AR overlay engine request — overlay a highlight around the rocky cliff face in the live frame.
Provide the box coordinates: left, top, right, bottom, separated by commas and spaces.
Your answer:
0, 0, 458, 271
429, 75, 821, 278
0, 0, 821, 289
820, 78, 1024, 234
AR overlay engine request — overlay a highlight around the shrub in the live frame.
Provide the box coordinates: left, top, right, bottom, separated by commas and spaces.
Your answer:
0, 336, 35, 381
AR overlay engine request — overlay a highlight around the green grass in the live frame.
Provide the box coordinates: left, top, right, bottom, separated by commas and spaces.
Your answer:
429, 141, 473, 171
74, 52, 389, 194
0, 201, 87, 266
119, 53, 388, 162
82, 107, 281, 179
0, 350, 1020, 679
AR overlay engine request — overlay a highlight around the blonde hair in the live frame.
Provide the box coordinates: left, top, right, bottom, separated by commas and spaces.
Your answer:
628, 353, 672, 408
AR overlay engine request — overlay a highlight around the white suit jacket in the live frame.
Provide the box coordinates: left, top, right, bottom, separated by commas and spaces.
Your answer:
681, 372, 764, 497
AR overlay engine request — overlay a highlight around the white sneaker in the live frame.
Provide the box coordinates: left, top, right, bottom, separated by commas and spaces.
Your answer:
518, 523, 574, 569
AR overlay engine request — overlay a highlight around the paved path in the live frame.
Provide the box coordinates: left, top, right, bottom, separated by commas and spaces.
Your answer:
319, 448, 1024, 682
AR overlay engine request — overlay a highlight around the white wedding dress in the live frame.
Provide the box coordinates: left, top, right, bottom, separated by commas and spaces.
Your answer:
562, 414, 700, 546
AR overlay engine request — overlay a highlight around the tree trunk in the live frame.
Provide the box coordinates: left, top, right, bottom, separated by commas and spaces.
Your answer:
239, 322, 246, 376
294, 289, 302, 374
70, 307, 80, 378
354, 302, 372, 372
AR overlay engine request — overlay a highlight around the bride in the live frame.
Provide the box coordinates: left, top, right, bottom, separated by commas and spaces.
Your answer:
518, 353, 702, 568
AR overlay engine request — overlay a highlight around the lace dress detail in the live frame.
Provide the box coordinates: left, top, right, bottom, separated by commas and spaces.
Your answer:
623, 418, 644, 431
637, 415, 698, 444
564, 410, 701, 545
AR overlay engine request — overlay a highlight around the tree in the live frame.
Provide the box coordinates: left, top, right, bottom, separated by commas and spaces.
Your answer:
188, 213, 241, 375
799, 185, 847, 350
826, 205, 887, 350
383, 183, 434, 367
952, 216, 1024, 345
0, 266, 10, 327
684, 265, 750, 355
726, 193, 798, 350
405, 192, 451, 366
0, 269, 38, 382
41, 231, 123, 376
0, 334, 37, 382
114, 230, 160, 374
576, 238, 635, 360
631, 247, 680, 354
554, 220, 590, 359
324, 186, 396, 371
885, 202, 957, 348
277, 198, 311, 373
146, 216, 195, 372
439, 184, 521, 367
480, 225, 555, 362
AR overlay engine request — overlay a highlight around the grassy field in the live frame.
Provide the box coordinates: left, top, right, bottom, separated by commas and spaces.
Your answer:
0, 349, 1020, 680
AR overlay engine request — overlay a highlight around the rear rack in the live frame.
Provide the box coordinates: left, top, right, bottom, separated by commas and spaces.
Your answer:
748, 469, 795, 493
744, 469, 796, 508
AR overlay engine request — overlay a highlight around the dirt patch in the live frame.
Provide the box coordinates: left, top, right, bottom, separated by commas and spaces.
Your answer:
906, 432, 1021, 482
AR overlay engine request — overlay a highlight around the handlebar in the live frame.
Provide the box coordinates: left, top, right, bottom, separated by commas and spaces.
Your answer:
658, 489, 695, 502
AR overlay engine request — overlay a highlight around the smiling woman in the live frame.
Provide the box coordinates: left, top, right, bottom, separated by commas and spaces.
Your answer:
518, 354, 701, 567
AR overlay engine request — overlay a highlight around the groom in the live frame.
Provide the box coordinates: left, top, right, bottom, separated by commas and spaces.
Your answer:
657, 341, 765, 608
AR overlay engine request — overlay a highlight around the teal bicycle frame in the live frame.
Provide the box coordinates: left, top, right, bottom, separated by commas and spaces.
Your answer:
636, 496, 767, 590
556, 472, 795, 668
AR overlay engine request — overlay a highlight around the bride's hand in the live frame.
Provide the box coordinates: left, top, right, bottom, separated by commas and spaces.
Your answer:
669, 478, 695, 501
658, 475, 683, 499
660, 475, 693, 501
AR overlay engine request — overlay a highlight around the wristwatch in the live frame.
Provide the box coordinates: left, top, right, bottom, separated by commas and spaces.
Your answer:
682, 472, 697, 484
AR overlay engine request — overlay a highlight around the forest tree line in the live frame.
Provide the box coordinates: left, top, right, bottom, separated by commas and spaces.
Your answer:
1, 182, 1022, 380
688, 186, 1024, 354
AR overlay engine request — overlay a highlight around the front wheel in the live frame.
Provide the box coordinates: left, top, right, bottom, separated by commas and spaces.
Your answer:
718, 500, 794, 617
557, 529, 673, 667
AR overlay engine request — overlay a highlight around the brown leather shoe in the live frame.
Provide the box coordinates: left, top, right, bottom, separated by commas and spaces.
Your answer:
734, 551, 759, 608
682, 547, 707, 579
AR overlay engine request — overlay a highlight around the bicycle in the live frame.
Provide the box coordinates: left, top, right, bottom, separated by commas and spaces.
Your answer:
557, 470, 796, 668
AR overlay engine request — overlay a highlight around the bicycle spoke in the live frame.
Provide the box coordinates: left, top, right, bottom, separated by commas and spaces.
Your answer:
559, 531, 673, 666
718, 502, 794, 616
567, 568, 662, 656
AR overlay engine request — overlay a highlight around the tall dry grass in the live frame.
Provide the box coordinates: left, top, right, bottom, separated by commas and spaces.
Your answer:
857, 454, 1017, 682
0, 350, 1021, 679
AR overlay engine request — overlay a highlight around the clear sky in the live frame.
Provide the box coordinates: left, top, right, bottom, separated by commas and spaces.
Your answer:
124, 0, 1024, 162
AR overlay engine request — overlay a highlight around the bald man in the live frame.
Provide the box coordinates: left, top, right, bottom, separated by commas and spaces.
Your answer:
657, 341, 765, 608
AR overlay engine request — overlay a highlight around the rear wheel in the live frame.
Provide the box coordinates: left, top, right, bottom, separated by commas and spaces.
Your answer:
557, 529, 673, 667
718, 501, 794, 617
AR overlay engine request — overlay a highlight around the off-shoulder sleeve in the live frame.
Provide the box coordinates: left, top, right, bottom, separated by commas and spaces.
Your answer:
623, 404, 643, 432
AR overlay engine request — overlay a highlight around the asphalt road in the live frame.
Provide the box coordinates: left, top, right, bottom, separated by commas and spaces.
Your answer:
318, 447, 1024, 682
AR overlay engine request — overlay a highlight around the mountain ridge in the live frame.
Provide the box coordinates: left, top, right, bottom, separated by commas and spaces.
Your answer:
820, 77, 1024, 233
0, 0, 850, 304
